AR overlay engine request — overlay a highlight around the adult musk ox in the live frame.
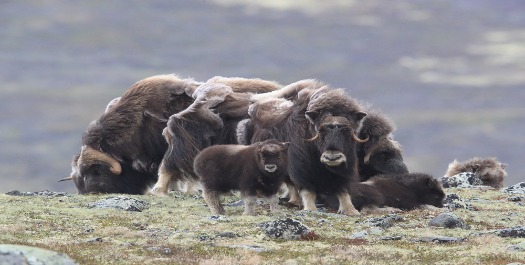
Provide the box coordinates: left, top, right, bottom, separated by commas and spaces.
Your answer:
194, 139, 290, 215
443, 157, 507, 189
239, 80, 368, 215
357, 110, 408, 181
70, 74, 201, 194
150, 77, 281, 195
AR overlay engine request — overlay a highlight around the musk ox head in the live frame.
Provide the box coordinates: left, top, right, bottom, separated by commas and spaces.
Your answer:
444, 157, 507, 189
416, 176, 446, 208
304, 88, 367, 168
256, 140, 290, 174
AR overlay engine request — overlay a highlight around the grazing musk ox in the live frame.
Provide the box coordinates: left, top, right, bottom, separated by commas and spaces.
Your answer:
150, 77, 281, 195
194, 139, 290, 215
357, 110, 408, 181
70, 74, 200, 194
443, 157, 507, 189
239, 81, 368, 215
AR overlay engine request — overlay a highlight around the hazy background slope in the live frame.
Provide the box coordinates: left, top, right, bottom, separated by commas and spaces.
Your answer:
1, 0, 523, 193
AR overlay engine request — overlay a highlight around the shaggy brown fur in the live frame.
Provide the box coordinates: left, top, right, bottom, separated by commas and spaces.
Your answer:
443, 157, 507, 189
324, 173, 445, 211
75, 74, 199, 194
150, 77, 280, 195
238, 82, 367, 215
194, 139, 290, 215
357, 110, 408, 181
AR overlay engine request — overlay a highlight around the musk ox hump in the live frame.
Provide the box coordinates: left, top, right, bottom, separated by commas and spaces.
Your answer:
443, 157, 507, 189
207, 76, 281, 94
359, 110, 396, 139
247, 97, 294, 128
250, 79, 324, 102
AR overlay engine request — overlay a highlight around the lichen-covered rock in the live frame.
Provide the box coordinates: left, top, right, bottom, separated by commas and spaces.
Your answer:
507, 241, 525, 252
88, 197, 149, 212
416, 236, 464, 243
444, 193, 476, 210
439, 172, 485, 188
429, 212, 468, 229
259, 218, 315, 240
6, 190, 70, 197
0, 244, 78, 265
501, 182, 525, 194
364, 214, 404, 229
493, 226, 525, 238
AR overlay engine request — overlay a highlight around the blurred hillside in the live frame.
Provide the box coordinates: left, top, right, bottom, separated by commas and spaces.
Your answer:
0, 0, 523, 193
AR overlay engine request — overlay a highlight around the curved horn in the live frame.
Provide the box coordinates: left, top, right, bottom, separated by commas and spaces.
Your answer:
352, 131, 369, 143
57, 176, 75, 182
79, 145, 122, 175
304, 133, 320, 142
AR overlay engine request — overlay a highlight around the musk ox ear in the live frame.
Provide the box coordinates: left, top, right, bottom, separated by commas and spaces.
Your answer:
305, 110, 319, 123
356, 111, 367, 121
256, 142, 263, 151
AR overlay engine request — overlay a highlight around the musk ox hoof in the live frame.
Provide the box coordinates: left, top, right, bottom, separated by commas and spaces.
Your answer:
148, 187, 168, 196
338, 208, 361, 216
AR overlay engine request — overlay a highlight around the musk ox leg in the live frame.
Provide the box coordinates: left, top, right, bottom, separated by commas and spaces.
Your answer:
149, 161, 173, 196
266, 194, 280, 214
337, 192, 360, 216
287, 183, 302, 206
300, 190, 318, 211
242, 194, 257, 216
202, 189, 225, 215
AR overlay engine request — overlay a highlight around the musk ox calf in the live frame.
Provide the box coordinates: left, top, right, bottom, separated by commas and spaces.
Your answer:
324, 173, 445, 212
357, 173, 445, 211
194, 139, 290, 216
357, 110, 408, 181
442, 157, 507, 189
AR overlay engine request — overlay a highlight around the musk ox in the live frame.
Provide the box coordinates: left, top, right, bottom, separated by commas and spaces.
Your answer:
443, 157, 507, 189
323, 173, 445, 212
357, 110, 408, 181
70, 74, 201, 194
150, 77, 281, 195
239, 81, 368, 215
194, 139, 290, 215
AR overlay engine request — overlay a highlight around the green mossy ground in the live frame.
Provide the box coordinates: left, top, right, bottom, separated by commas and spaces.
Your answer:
1, 189, 523, 265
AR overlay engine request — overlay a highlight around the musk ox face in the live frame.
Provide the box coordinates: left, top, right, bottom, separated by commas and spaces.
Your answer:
417, 177, 446, 208
256, 140, 290, 174
306, 114, 367, 167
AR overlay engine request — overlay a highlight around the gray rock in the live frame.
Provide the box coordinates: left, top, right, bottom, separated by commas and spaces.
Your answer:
501, 182, 525, 194
5, 190, 70, 197
0, 244, 78, 265
380, 235, 403, 241
429, 212, 468, 229
228, 245, 267, 252
217, 232, 237, 238
416, 236, 464, 243
494, 227, 525, 238
507, 241, 525, 252
444, 193, 476, 211
207, 215, 231, 222
364, 214, 404, 229
259, 218, 313, 240
439, 172, 485, 188
88, 196, 148, 212
508, 196, 524, 202
350, 231, 368, 239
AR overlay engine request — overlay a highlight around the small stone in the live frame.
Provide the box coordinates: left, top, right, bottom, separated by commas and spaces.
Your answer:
207, 215, 231, 222
364, 214, 404, 229
501, 182, 525, 194
429, 212, 468, 229
417, 236, 464, 243
228, 245, 267, 252
259, 218, 313, 240
494, 227, 525, 238
87, 237, 103, 243
444, 194, 476, 211
507, 241, 525, 252
217, 232, 237, 238
380, 236, 403, 241
225, 200, 244, 207
88, 197, 148, 212
350, 231, 368, 239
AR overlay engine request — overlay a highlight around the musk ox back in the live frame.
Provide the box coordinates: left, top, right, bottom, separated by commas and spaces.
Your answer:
73, 74, 200, 194
194, 139, 290, 215
357, 110, 408, 181
443, 157, 507, 189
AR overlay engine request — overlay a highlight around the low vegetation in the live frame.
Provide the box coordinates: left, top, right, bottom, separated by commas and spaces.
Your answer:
0, 188, 523, 264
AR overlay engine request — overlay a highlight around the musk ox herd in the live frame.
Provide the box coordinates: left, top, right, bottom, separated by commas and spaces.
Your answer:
62, 74, 507, 215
